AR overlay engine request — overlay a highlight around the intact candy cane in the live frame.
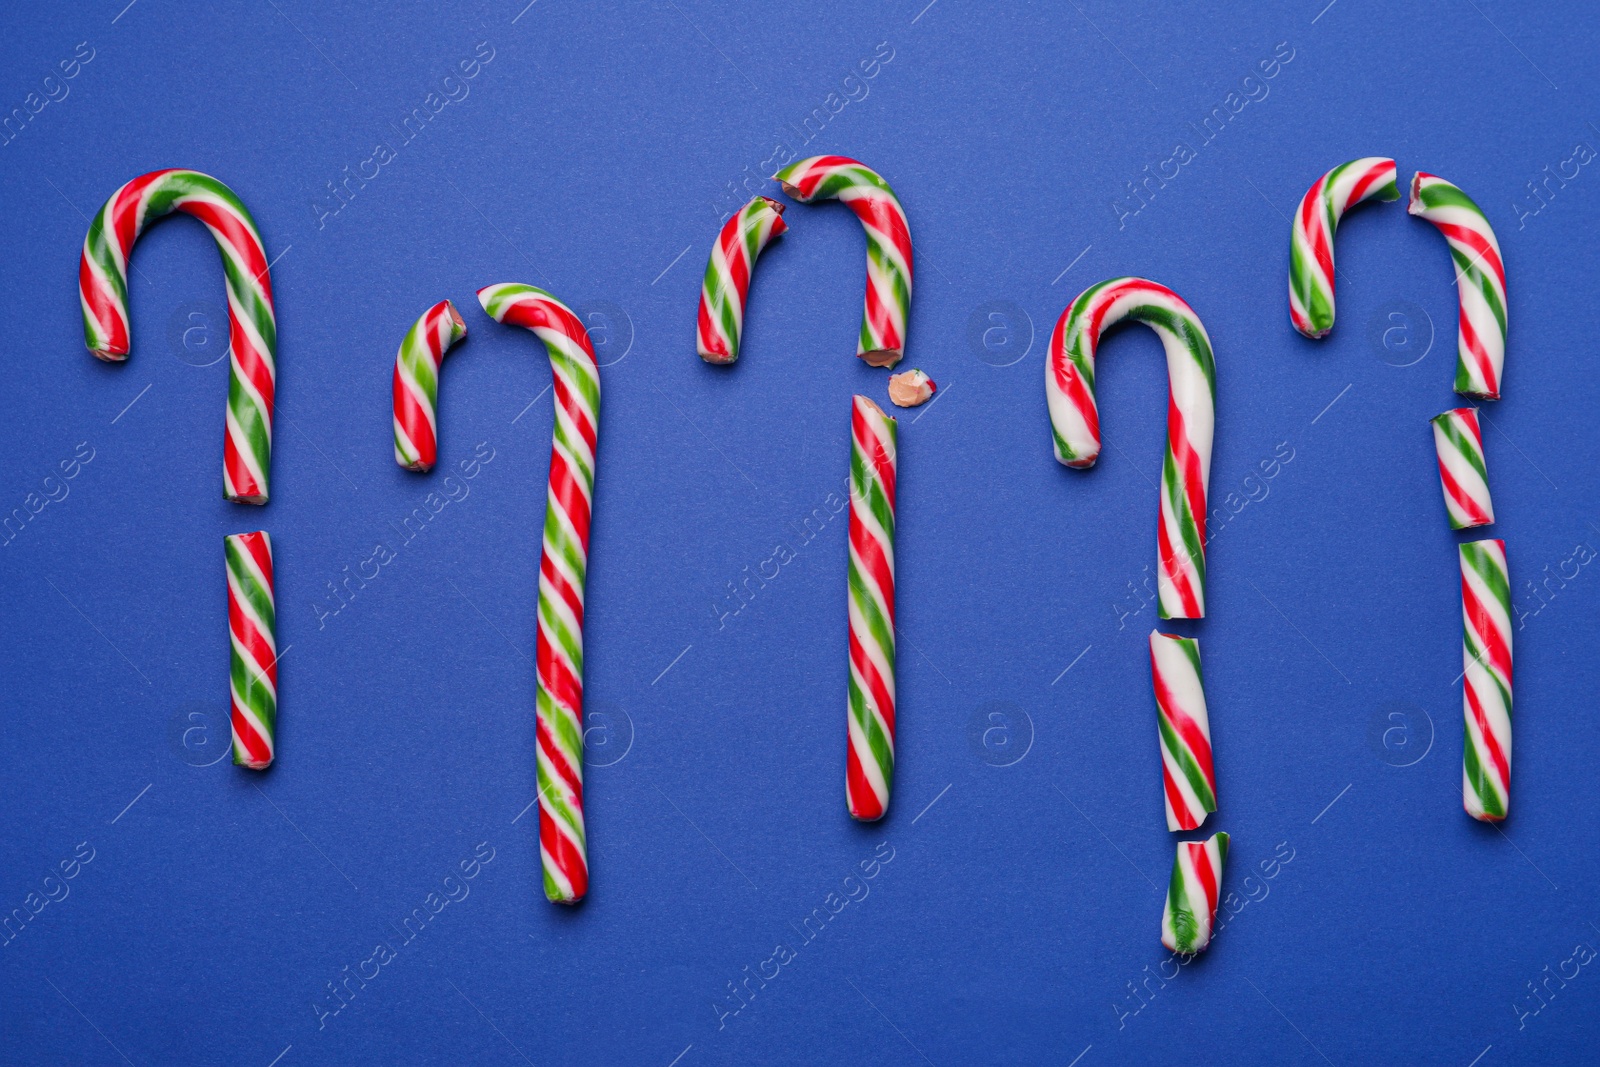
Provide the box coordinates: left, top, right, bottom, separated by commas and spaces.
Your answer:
774, 155, 913, 367
1047, 278, 1216, 619
1431, 408, 1494, 530
1408, 172, 1507, 400
697, 196, 787, 364
80, 169, 277, 503
226, 531, 277, 769
1289, 157, 1399, 338
1162, 832, 1228, 954
1150, 631, 1216, 832
477, 283, 599, 904
393, 300, 469, 472
1461, 539, 1512, 822
846, 396, 897, 821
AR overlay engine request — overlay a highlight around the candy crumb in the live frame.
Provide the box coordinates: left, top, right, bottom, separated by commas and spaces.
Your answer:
887, 369, 936, 408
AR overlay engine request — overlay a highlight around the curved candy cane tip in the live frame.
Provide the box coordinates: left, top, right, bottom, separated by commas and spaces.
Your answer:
773, 155, 913, 367
1289, 157, 1399, 339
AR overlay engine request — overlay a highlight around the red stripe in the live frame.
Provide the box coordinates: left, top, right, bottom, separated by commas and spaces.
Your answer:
848, 628, 896, 741
547, 446, 592, 549
79, 254, 128, 354
846, 741, 884, 820
181, 200, 272, 294
1163, 771, 1199, 831
538, 805, 589, 898
1190, 842, 1220, 918
552, 376, 598, 459
229, 599, 277, 689
848, 516, 895, 629
1437, 460, 1491, 526
1301, 175, 1333, 281
231, 702, 272, 764
1463, 577, 1512, 679
1150, 649, 1215, 786
1464, 681, 1511, 792
1435, 221, 1506, 288
393, 365, 438, 468
1345, 161, 1394, 206
1048, 313, 1101, 455
540, 551, 585, 628
535, 711, 584, 801
536, 630, 585, 722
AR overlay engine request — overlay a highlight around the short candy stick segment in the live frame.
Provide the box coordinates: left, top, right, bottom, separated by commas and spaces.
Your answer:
775, 155, 913, 367
1162, 832, 1228, 955
80, 169, 277, 504
1150, 631, 1217, 832
478, 283, 600, 903
1431, 407, 1494, 530
226, 531, 277, 769
1047, 278, 1216, 618
393, 300, 468, 472
697, 196, 788, 364
1408, 172, 1507, 400
1289, 157, 1399, 338
1461, 538, 1512, 822
846, 395, 898, 821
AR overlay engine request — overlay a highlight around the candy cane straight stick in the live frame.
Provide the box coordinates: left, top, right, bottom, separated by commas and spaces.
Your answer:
393, 300, 469, 472
774, 155, 913, 367
80, 169, 277, 503
1288, 157, 1399, 339
1408, 172, 1507, 400
697, 196, 787, 364
226, 532, 277, 769
1162, 832, 1228, 954
1047, 278, 1216, 619
478, 283, 599, 904
847, 396, 897, 821
1461, 539, 1512, 822
1149, 631, 1216, 832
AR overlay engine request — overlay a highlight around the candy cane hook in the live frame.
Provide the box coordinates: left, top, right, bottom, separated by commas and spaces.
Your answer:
478, 283, 599, 905
1288, 157, 1399, 339
774, 155, 913, 368
1408, 172, 1507, 400
393, 300, 469, 472
1047, 277, 1216, 619
696, 197, 788, 364
79, 169, 277, 504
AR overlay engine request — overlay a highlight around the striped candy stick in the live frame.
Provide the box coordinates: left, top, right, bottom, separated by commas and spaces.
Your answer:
226, 532, 277, 769
846, 396, 898, 821
393, 300, 468, 471
1409, 172, 1508, 400
1431, 408, 1494, 530
697, 196, 788, 364
1288, 157, 1399, 339
80, 169, 277, 503
477, 283, 599, 903
1047, 278, 1216, 619
1162, 832, 1228, 954
1150, 631, 1217, 832
774, 155, 913, 367
1461, 539, 1512, 822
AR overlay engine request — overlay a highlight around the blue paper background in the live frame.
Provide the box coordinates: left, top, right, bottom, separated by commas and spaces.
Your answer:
2, 1, 1598, 1063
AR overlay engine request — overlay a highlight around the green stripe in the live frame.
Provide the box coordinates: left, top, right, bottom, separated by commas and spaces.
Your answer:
1433, 415, 1488, 483
1157, 712, 1216, 813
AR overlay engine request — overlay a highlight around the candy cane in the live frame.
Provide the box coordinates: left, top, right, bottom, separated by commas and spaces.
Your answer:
393, 300, 469, 472
1461, 539, 1512, 822
1150, 631, 1216, 832
226, 531, 277, 769
847, 396, 897, 821
697, 196, 787, 364
1408, 172, 1507, 400
478, 283, 599, 904
1162, 832, 1228, 954
1047, 278, 1215, 619
79, 169, 277, 503
774, 155, 913, 367
1288, 157, 1399, 339
1431, 407, 1494, 530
